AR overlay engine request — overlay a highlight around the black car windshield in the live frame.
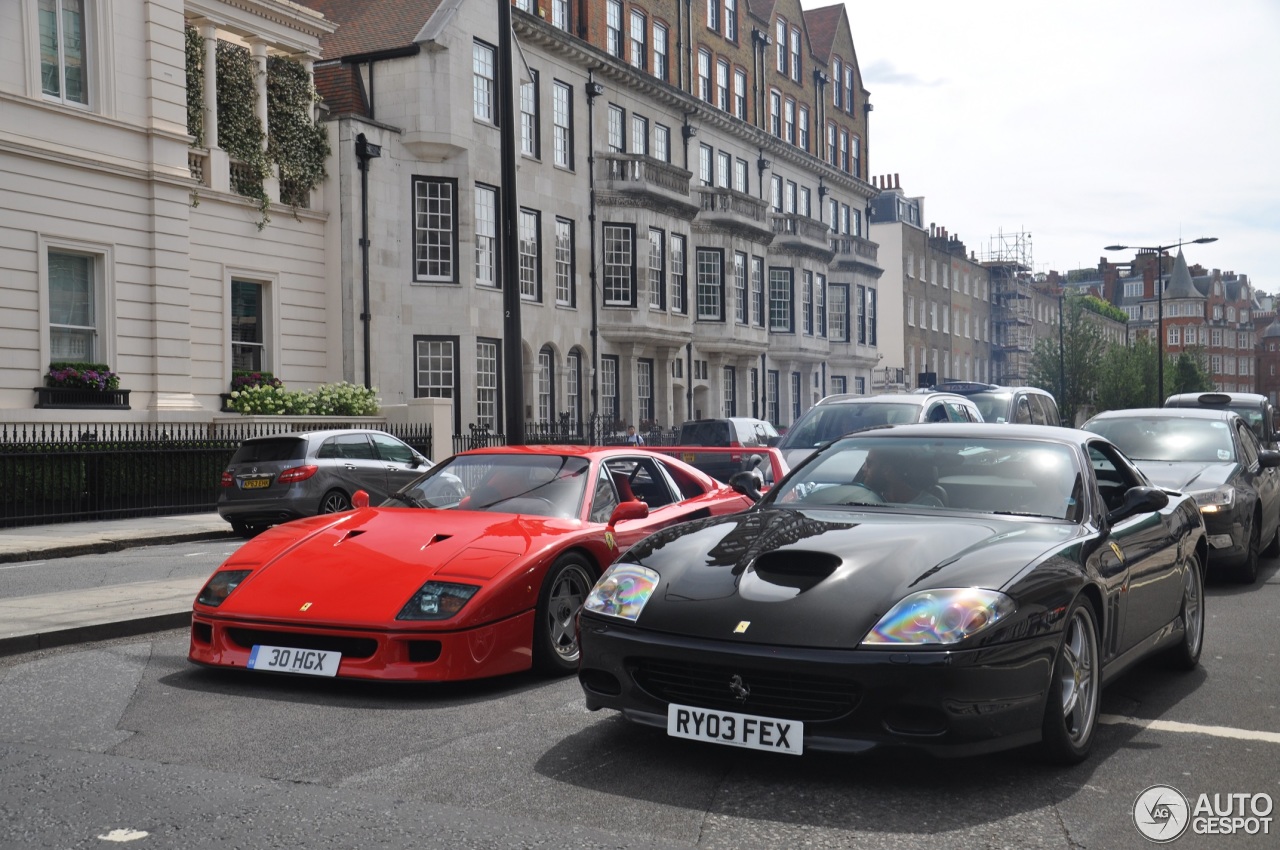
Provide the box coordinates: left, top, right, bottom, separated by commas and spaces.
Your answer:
769, 435, 1082, 520
1085, 417, 1236, 463
779, 403, 922, 450
394, 454, 591, 518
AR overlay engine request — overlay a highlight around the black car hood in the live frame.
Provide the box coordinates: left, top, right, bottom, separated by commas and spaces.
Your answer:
1133, 461, 1234, 493
620, 508, 1078, 648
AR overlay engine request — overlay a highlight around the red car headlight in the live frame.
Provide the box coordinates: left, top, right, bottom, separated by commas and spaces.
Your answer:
397, 581, 480, 620
196, 569, 253, 607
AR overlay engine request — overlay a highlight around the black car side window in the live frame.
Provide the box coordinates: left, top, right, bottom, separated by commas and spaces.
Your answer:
1237, 422, 1261, 470
1015, 396, 1034, 425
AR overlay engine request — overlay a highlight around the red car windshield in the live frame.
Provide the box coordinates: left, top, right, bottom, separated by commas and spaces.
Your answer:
395, 454, 592, 518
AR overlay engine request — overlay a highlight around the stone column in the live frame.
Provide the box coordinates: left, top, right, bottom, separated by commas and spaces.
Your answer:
248, 39, 279, 203
200, 23, 219, 148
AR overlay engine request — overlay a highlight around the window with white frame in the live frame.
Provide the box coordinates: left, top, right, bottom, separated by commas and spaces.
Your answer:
552, 81, 572, 168
520, 70, 539, 157
699, 143, 714, 186
769, 90, 782, 136
476, 338, 500, 430
770, 175, 782, 212
1124, 280, 1142, 298
671, 233, 686, 314
867, 288, 876, 345
801, 270, 813, 334
789, 26, 801, 81
733, 157, 748, 194
40, 0, 89, 107
832, 58, 844, 109
751, 255, 764, 327
844, 65, 854, 112
631, 113, 648, 155
907, 294, 916, 327
775, 17, 787, 72
607, 104, 625, 152
473, 41, 496, 123
717, 59, 730, 111
798, 104, 809, 150
565, 350, 581, 427
648, 228, 665, 310
413, 177, 456, 283
415, 336, 456, 402
1168, 325, 1180, 346
554, 217, 574, 305
474, 184, 497, 287
723, 366, 736, 417
603, 225, 635, 306
653, 22, 669, 81
734, 251, 748, 324
538, 347, 554, 424
638, 359, 654, 423
698, 49, 712, 102
791, 372, 802, 420
518, 208, 540, 300
601, 355, 619, 421
654, 123, 670, 163
606, 0, 623, 57
831, 375, 847, 395
629, 10, 647, 70
770, 268, 793, 332
551, 0, 570, 31
726, 0, 738, 40
816, 273, 826, 337
767, 370, 779, 424
733, 69, 747, 119
707, 0, 720, 31
857, 284, 867, 343
696, 248, 724, 321
784, 97, 796, 143
229, 278, 264, 371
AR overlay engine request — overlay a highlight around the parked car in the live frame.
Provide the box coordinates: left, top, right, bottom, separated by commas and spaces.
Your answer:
191, 445, 755, 682
774, 392, 983, 467
1083, 407, 1280, 582
578, 424, 1206, 763
675, 418, 781, 482
652, 446, 790, 489
927, 381, 1062, 426
1164, 391, 1280, 449
216, 428, 432, 538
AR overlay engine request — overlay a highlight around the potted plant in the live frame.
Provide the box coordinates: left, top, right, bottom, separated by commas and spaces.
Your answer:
35, 362, 130, 409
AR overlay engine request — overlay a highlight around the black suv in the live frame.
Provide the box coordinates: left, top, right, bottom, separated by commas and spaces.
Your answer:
1165, 391, 1280, 450
929, 382, 1061, 426
676, 418, 780, 483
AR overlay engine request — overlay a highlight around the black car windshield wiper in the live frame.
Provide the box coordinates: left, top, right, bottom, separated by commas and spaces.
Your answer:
987, 509, 1054, 518
386, 491, 422, 508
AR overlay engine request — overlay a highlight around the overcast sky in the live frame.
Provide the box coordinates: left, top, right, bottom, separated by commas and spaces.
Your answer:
843, 0, 1278, 292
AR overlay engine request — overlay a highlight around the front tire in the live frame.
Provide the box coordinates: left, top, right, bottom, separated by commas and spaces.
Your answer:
533, 553, 595, 676
1039, 597, 1101, 765
1166, 552, 1205, 671
319, 489, 351, 514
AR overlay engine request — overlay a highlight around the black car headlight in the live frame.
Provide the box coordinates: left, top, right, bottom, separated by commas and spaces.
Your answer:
196, 569, 253, 607
1190, 486, 1234, 514
397, 581, 480, 620
582, 563, 660, 622
862, 588, 1015, 646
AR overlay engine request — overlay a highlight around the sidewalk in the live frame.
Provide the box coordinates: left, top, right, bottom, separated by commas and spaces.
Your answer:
0, 513, 235, 656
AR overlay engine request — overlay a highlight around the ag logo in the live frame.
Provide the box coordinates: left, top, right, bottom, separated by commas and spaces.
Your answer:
1133, 784, 1190, 843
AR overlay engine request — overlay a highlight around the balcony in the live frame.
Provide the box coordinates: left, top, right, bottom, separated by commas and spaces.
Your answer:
831, 234, 880, 273
596, 154, 698, 217
696, 188, 773, 241
771, 214, 835, 260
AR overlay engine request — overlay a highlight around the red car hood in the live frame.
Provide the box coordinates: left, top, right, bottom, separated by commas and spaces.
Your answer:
215, 508, 574, 625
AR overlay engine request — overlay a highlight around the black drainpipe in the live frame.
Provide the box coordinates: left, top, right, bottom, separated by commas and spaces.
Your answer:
355, 132, 381, 389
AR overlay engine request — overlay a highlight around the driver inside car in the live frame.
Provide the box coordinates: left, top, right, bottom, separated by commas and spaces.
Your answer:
861, 447, 944, 507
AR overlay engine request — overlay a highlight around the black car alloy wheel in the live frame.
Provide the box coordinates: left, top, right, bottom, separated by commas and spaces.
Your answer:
1040, 597, 1100, 764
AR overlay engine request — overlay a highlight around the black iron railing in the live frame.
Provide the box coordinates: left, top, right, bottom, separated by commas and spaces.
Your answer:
451, 418, 679, 454
0, 420, 431, 529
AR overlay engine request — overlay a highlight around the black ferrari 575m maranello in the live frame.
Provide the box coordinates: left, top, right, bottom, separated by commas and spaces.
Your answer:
577, 424, 1207, 764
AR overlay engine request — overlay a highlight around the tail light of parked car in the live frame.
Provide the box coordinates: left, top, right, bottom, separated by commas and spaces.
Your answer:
220, 471, 234, 488
277, 465, 319, 484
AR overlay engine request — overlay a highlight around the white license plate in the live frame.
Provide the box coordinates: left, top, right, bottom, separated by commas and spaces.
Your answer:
247, 644, 341, 677
667, 703, 803, 755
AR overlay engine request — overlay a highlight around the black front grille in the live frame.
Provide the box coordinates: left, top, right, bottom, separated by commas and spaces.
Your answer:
226, 628, 377, 659
631, 658, 858, 722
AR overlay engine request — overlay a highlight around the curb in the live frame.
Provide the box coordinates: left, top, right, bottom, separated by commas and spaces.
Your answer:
0, 611, 193, 658
0, 530, 237, 565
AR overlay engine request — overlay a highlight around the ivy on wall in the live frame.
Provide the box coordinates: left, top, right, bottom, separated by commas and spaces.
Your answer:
183, 27, 329, 230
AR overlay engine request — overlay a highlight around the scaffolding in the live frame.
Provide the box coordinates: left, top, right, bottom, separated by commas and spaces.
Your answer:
983, 230, 1036, 384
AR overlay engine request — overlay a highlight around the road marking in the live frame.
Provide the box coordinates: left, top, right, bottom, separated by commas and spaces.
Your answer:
0, 561, 48, 570
183, 551, 207, 557
97, 828, 149, 842
1100, 714, 1280, 745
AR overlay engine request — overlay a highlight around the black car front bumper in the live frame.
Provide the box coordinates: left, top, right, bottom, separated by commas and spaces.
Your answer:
578, 614, 1062, 758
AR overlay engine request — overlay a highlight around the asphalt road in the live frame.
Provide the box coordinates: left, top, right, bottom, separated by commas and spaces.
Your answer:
0, 546, 1277, 849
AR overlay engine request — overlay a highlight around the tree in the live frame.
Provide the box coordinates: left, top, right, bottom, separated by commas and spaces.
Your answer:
1168, 347, 1214, 396
1027, 294, 1107, 426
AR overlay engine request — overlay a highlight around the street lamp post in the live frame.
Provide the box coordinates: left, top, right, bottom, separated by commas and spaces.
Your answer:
1104, 236, 1218, 406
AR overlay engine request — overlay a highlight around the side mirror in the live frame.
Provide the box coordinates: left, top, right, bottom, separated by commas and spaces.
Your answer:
608, 500, 649, 526
1106, 485, 1168, 524
1264, 449, 1280, 468
766, 435, 781, 447
729, 469, 764, 501
352, 490, 370, 509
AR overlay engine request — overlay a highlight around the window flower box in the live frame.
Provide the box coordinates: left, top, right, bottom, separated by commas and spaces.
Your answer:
35, 386, 131, 409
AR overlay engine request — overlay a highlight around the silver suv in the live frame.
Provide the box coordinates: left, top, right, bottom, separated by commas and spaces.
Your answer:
776, 392, 983, 467
217, 428, 432, 537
